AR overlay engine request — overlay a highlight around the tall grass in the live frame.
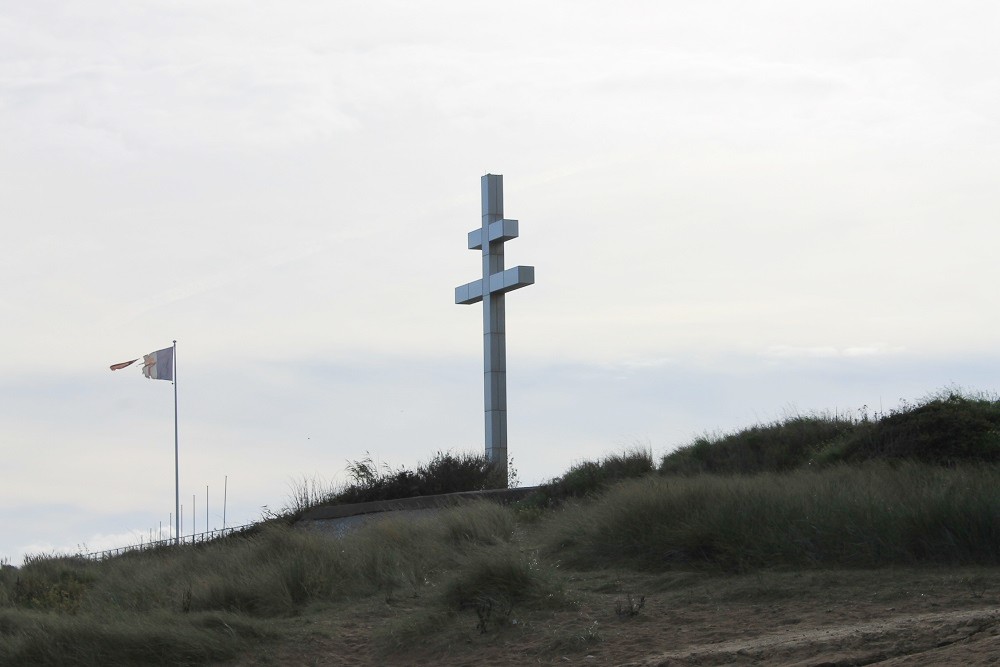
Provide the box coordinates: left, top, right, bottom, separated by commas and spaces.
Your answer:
82, 501, 519, 617
0, 610, 270, 667
0, 502, 540, 665
546, 462, 1000, 571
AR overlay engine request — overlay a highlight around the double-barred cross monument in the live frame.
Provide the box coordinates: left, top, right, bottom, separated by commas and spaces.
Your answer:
455, 174, 534, 487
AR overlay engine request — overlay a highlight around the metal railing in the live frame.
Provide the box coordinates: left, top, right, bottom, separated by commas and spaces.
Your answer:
82, 524, 255, 561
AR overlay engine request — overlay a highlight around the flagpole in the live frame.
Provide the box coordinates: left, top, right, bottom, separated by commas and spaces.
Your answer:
173, 340, 179, 546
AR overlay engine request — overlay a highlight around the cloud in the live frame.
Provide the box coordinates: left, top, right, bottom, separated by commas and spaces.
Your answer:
763, 345, 905, 359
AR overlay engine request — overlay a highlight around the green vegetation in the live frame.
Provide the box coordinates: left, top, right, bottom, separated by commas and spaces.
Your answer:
659, 415, 854, 474
4, 388, 1000, 664
531, 447, 654, 505
659, 389, 1000, 474
547, 463, 1000, 572
283, 450, 508, 517
819, 391, 1000, 465
336, 450, 508, 503
0, 502, 548, 665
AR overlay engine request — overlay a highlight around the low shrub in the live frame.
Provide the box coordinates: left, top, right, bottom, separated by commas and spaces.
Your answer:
442, 544, 563, 610
3, 556, 96, 613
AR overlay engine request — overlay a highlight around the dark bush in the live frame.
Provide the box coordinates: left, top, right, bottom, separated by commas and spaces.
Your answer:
332, 451, 503, 505
821, 393, 1000, 465
530, 448, 654, 505
417, 451, 504, 496
659, 390, 1000, 476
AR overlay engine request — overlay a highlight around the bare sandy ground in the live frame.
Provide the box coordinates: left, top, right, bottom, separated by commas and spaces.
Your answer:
232, 567, 1000, 666
622, 607, 1000, 666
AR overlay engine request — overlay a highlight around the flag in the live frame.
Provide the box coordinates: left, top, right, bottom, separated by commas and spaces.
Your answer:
142, 346, 173, 381
110, 359, 139, 371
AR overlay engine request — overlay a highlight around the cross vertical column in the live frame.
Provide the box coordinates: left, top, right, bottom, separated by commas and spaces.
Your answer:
455, 174, 535, 489
481, 174, 507, 476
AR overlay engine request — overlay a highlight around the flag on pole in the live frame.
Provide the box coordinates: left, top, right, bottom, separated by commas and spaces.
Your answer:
142, 347, 174, 381
109, 342, 179, 544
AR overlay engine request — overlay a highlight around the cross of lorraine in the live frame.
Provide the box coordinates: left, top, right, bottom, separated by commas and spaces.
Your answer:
455, 174, 534, 488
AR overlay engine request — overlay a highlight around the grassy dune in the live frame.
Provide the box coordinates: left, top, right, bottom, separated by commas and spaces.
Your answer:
3, 389, 1000, 664
547, 463, 1000, 571
0, 503, 557, 664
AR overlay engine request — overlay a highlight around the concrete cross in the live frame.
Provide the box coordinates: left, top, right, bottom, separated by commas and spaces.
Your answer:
455, 174, 534, 487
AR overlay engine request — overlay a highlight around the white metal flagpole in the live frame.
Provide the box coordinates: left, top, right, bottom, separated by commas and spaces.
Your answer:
173, 340, 179, 546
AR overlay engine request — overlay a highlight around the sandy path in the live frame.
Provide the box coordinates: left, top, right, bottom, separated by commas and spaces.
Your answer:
625, 608, 1000, 666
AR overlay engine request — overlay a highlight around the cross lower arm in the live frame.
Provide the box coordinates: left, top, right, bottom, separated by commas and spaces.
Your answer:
455, 265, 535, 305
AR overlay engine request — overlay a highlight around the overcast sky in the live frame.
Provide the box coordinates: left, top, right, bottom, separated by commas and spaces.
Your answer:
2, 1, 998, 563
